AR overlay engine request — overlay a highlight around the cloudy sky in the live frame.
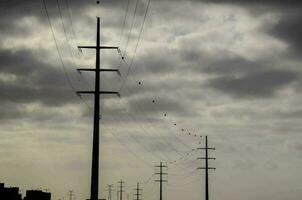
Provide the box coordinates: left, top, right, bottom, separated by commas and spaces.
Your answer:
1, 0, 302, 200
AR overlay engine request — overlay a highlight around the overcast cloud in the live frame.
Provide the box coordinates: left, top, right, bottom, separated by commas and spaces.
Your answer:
0, 0, 302, 200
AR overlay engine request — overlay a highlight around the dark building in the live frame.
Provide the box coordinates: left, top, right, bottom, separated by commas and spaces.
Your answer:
0, 183, 22, 200
24, 190, 51, 200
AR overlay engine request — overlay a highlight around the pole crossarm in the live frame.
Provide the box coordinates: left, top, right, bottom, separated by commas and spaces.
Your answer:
197, 167, 216, 170
197, 148, 216, 150
197, 157, 216, 160
77, 68, 120, 75
77, 91, 120, 97
78, 46, 119, 50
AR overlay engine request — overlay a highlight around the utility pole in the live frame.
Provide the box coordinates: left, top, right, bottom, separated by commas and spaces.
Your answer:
197, 136, 216, 200
155, 162, 168, 200
118, 180, 125, 200
107, 185, 114, 200
68, 190, 73, 200
77, 16, 121, 200
133, 182, 142, 200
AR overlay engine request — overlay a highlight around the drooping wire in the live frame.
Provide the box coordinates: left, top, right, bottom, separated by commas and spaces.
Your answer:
118, 0, 131, 48
41, 0, 92, 110
122, 0, 140, 58
119, 0, 151, 91
65, 0, 78, 43
115, 0, 203, 147
114, 0, 190, 156
56, 0, 94, 89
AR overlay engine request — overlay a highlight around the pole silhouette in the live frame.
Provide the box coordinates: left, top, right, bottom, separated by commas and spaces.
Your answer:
77, 17, 120, 200
68, 190, 73, 200
107, 185, 114, 200
118, 180, 125, 200
134, 182, 142, 200
197, 136, 216, 200
155, 162, 167, 200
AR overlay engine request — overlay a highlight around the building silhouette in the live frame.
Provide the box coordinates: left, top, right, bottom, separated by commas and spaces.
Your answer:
0, 183, 51, 200
0, 183, 22, 200
24, 190, 51, 200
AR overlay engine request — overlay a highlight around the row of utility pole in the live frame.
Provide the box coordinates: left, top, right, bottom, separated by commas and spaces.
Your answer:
75, 3, 216, 200
104, 136, 215, 200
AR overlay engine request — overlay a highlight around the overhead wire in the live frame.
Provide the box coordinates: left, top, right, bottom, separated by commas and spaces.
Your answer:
41, 0, 92, 111
115, 0, 200, 155
56, 0, 94, 89
121, 0, 140, 58
114, 0, 203, 149
119, 0, 151, 91
118, 0, 131, 49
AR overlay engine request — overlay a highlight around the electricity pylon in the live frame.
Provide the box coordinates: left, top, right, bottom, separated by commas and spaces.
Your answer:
107, 185, 114, 200
118, 180, 125, 200
77, 17, 121, 200
133, 182, 142, 200
197, 136, 216, 200
155, 162, 168, 200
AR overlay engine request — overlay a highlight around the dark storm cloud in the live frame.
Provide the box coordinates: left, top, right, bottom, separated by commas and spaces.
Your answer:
0, 79, 75, 106
271, 13, 302, 55
0, 48, 78, 106
0, 102, 23, 121
206, 70, 298, 98
201, 57, 268, 75
197, 0, 302, 56
200, 0, 302, 6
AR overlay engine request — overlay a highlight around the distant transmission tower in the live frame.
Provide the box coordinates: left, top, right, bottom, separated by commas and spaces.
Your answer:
197, 136, 216, 200
133, 182, 142, 200
107, 185, 114, 200
77, 16, 121, 200
68, 190, 73, 200
155, 162, 168, 200
118, 180, 125, 200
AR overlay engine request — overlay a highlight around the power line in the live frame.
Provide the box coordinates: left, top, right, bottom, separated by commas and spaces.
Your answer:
56, 0, 94, 88
120, 0, 151, 91
65, 0, 78, 41
41, 0, 90, 107
118, 0, 131, 48
122, 0, 140, 58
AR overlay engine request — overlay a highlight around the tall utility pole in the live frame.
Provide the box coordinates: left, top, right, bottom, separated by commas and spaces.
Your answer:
134, 182, 142, 200
77, 17, 121, 200
197, 136, 216, 200
107, 185, 114, 200
155, 162, 168, 200
68, 190, 73, 200
118, 180, 125, 200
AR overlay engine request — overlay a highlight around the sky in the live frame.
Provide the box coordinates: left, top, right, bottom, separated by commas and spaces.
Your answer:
0, 0, 302, 200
